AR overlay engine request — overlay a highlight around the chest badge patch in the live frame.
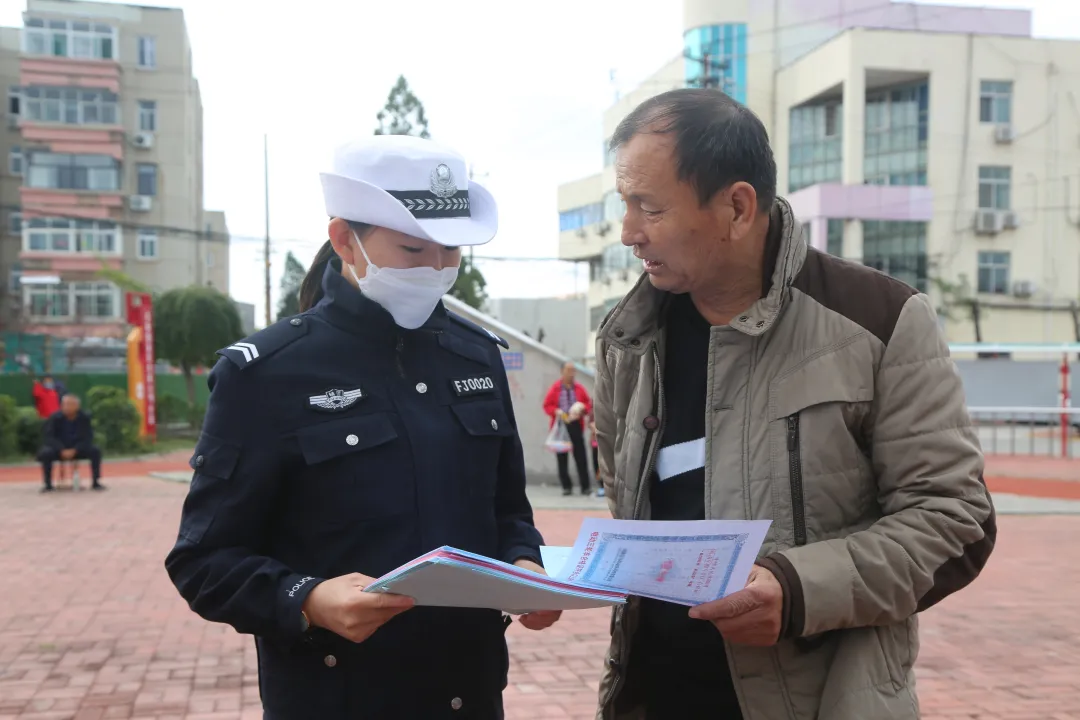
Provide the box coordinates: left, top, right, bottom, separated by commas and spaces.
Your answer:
450, 375, 496, 397
309, 388, 363, 412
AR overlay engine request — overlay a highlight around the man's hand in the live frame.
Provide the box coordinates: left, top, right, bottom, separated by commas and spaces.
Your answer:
688, 565, 784, 646
513, 558, 563, 631
301, 573, 414, 644
60, 449, 76, 460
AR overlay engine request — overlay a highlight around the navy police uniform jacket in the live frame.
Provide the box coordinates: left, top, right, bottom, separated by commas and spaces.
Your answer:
164, 260, 545, 719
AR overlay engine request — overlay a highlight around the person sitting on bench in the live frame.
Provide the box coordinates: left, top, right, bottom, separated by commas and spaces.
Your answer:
38, 394, 105, 493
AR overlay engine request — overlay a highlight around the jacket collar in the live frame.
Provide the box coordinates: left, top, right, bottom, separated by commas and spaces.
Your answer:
315, 256, 450, 336
598, 197, 806, 353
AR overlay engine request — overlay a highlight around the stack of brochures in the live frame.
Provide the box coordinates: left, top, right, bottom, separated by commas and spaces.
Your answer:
364, 518, 771, 614
363, 546, 628, 613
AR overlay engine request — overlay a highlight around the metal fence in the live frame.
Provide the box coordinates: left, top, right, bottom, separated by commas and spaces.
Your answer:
968, 406, 1080, 457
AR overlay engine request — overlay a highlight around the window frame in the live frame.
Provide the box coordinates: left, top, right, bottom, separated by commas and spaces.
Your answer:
137, 228, 158, 259
22, 17, 118, 61
979, 80, 1013, 125
23, 280, 122, 321
22, 217, 122, 255
137, 35, 157, 69
977, 251, 1011, 294
137, 99, 157, 132
977, 165, 1012, 210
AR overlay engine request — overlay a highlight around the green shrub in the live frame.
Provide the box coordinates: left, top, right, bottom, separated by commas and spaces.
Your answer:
15, 407, 43, 456
156, 394, 188, 426
0, 395, 18, 457
86, 386, 141, 454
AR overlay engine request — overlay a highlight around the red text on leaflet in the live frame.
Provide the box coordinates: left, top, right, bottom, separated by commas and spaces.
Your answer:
568, 531, 600, 582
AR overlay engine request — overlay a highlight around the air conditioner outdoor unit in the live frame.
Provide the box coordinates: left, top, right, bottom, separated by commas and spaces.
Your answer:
973, 210, 1003, 235
131, 132, 154, 148
575, 228, 588, 239
1002, 211, 1020, 229
994, 124, 1015, 144
1012, 280, 1035, 299
128, 195, 152, 212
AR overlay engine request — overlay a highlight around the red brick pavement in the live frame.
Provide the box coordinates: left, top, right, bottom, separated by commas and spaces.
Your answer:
5, 452, 1080, 500
0, 477, 1078, 719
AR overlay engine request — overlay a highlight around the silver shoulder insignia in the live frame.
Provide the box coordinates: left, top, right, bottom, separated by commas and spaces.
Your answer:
309, 388, 363, 412
225, 342, 260, 364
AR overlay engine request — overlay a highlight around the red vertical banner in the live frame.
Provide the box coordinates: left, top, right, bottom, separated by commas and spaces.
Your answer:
125, 292, 157, 440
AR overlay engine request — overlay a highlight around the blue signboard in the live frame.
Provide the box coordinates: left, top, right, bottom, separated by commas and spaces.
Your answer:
501, 351, 524, 371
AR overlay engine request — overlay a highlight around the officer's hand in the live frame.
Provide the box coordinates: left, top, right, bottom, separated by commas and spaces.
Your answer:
512, 559, 563, 631
302, 573, 415, 644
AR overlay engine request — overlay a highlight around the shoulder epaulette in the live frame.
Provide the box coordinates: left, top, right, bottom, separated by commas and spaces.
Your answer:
448, 312, 509, 349
217, 315, 311, 370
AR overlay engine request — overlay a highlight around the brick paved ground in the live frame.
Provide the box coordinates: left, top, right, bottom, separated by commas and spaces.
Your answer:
1, 476, 1078, 719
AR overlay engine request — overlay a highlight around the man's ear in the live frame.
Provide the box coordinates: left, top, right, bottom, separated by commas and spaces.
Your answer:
726, 182, 760, 241
328, 218, 357, 267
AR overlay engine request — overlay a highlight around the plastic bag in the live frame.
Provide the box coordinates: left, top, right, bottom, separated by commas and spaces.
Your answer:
544, 418, 573, 453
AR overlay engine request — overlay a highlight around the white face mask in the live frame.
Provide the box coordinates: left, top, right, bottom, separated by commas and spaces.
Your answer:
347, 231, 459, 329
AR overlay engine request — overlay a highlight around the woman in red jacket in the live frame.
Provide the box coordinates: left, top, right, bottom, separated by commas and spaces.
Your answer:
32, 375, 61, 419
542, 362, 592, 496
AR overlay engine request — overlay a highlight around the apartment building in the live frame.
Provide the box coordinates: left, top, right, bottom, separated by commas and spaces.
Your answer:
1, 0, 228, 340
559, 0, 1080, 362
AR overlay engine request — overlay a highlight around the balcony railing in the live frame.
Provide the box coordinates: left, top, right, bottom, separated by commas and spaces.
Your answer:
968, 406, 1080, 457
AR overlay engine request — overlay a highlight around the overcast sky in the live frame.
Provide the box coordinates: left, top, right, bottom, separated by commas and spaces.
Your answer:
3, 0, 1079, 325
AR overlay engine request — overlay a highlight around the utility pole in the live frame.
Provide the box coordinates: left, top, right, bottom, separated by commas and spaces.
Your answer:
263, 134, 271, 327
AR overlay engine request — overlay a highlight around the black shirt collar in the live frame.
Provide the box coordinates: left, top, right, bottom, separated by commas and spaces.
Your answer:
315, 256, 449, 335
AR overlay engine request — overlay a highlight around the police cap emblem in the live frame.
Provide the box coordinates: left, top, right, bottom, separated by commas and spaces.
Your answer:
430, 163, 458, 198
309, 388, 363, 412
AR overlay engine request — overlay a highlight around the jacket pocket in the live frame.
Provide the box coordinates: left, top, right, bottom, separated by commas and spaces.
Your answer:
448, 399, 514, 498
768, 344, 877, 545
294, 413, 410, 522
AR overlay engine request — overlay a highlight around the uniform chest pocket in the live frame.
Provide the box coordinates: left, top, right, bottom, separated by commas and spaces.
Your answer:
294, 413, 414, 522
448, 399, 514, 498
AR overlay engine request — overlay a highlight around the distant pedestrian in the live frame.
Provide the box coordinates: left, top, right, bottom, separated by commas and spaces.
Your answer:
542, 362, 592, 496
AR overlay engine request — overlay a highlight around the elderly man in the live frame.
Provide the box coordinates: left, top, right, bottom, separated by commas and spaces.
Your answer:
591, 88, 995, 719
38, 394, 105, 492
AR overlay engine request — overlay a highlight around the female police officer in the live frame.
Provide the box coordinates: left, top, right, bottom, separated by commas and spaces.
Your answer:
165, 134, 560, 719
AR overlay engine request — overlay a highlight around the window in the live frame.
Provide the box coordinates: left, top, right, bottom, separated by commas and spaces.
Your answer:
864, 81, 929, 186
602, 191, 625, 223
601, 242, 636, 277
788, 101, 843, 192
826, 219, 844, 256
22, 18, 116, 60
136, 163, 157, 196
206, 249, 215, 267
138, 36, 156, 68
23, 217, 120, 254
603, 139, 616, 168
25, 281, 120, 320
862, 220, 928, 292
138, 100, 156, 132
8, 211, 22, 236
26, 152, 121, 191
684, 24, 748, 104
137, 228, 158, 259
7, 86, 19, 116
589, 298, 620, 330
800, 222, 811, 244
21, 86, 119, 126
979, 81, 1012, 124
978, 166, 1011, 210
8, 146, 22, 175
977, 251, 1010, 294
559, 203, 603, 232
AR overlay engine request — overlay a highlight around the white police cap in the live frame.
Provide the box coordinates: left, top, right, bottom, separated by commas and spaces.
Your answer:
320, 134, 497, 247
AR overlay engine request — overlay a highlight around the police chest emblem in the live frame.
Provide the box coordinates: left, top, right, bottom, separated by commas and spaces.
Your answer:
309, 388, 363, 412
451, 375, 495, 397
430, 163, 458, 198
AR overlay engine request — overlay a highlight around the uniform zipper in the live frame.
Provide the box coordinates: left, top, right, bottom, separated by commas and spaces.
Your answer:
604, 342, 666, 713
786, 413, 807, 547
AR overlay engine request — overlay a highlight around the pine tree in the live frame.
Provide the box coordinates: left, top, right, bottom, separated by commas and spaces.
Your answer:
449, 255, 488, 311
374, 75, 431, 139
276, 251, 307, 321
